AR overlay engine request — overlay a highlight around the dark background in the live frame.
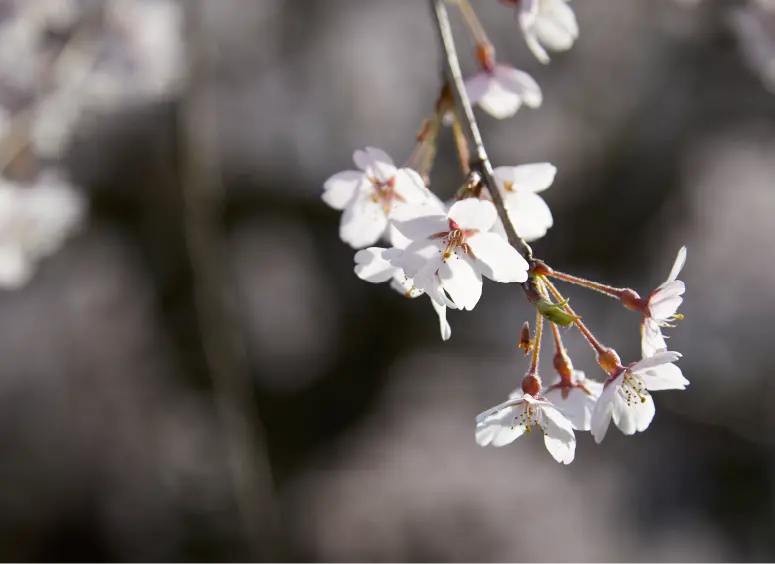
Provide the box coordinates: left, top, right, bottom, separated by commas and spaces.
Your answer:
1, 0, 774, 561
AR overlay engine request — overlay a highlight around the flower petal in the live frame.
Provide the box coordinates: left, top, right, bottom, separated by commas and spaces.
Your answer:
666, 246, 687, 283
640, 362, 690, 391
476, 79, 524, 119
467, 232, 529, 282
630, 350, 682, 373
429, 295, 452, 341
503, 190, 553, 242
353, 147, 396, 182
322, 170, 366, 210
541, 406, 576, 464
339, 196, 388, 248
390, 205, 448, 241
464, 71, 493, 106
493, 65, 543, 108
493, 163, 557, 194
448, 198, 497, 232
392, 168, 432, 205
641, 318, 667, 357
611, 393, 655, 435
354, 247, 397, 283
438, 252, 482, 310
476, 405, 525, 447
590, 378, 619, 443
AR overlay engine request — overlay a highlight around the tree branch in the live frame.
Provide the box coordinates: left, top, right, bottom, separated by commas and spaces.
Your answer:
429, 0, 534, 262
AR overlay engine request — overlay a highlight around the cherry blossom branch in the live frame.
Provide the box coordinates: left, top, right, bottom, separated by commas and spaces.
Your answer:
430, 0, 534, 262
540, 275, 607, 356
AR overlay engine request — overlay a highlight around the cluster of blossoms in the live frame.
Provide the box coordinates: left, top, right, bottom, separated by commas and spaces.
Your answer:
0, 0, 184, 289
323, 0, 688, 464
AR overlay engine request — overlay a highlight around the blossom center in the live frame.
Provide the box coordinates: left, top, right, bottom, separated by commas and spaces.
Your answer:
618, 372, 649, 406
368, 175, 403, 215
514, 400, 546, 435
431, 219, 478, 261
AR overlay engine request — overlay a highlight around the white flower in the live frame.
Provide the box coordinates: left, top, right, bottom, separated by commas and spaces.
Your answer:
465, 64, 542, 120
491, 163, 555, 242
389, 198, 529, 311
0, 170, 86, 289
476, 392, 576, 464
641, 247, 686, 357
590, 351, 689, 443
519, 0, 579, 64
322, 147, 435, 249
353, 246, 454, 341
543, 371, 603, 432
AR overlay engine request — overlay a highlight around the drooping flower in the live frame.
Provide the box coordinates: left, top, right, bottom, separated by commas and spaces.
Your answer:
476, 391, 576, 464
641, 247, 687, 357
389, 198, 529, 311
590, 351, 689, 443
464, 44, 542, 120
518, 0, 579, 64
322, 147, 436, 249
0, 169, 86, 289
543, 370, 603, 432
353, 246, 454, 341
491, 163, 555, 242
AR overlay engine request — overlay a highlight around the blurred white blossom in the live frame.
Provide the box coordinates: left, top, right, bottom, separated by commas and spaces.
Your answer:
0, 170, 85, 288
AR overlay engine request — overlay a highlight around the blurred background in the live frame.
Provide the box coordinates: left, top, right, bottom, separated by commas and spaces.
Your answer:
0, 0, 774, 561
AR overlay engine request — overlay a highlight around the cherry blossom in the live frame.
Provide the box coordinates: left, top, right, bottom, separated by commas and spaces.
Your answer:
641, 247, 687, 357
353, 246, 454, 341
518, 0, 579, 64
322, 147, 436, 248
590, 351, 689, 443
465, 45, 542, 119
388, 198, 529, 311
476, 392, 576, 464
491, 163, 555, 242
0, 170, 86, 289
543, 370, 603, 432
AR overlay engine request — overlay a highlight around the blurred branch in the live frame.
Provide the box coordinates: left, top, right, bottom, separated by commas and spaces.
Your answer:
180, 1, 278, 559
429, 0, 533, 262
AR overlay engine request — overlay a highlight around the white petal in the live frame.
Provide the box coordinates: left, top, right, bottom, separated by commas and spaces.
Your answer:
438, 252, 482, 310
649, 284, 685, 320
464, 71, 493, 106
391, 239, 442, 278
493, 163, 557, 194
0, 246, 34, 289
429, 295, 452, 341
641, 318, 667, 357
590, 379, 619, 443
476, 80, 524, 119
354, 247, 397, 283
475, 404, 525, 447
612, 393, 655, 435
541, 404, 576, 463
353, 147, 396, 183
666, 246, 687, 283
544, 386, 598, 432
640, 362, 690, 391
322, 170, 366, 210
524, 30, 551, 64
467, 232, 529, 282
533, 0, 578, 52
630, 350, 682, 373
390, 205, 448, 241
503, 191, 553, 242
392, 168, 432, 205
339, 197, 388, 248
389, 273, 422, 298
493, 65, 543, 108
448, 198, 497, 232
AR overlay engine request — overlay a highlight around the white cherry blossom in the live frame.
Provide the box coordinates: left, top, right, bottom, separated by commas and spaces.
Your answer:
322, 147, 435, 249
543, 371, 603, 432
353, 246, 454, 341
0, 170, 86, 289
476, 392, 576, 464
389, 198, 529, 311
465, 49, 542, 119
641, 247, 687, 357
519, 0, 579, 64
491, 163, 555, 242
590, 351, 689, 443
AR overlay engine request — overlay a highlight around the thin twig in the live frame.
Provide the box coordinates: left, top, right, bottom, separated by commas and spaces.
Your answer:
181, 1, 278, 558
429, 0, 533, 262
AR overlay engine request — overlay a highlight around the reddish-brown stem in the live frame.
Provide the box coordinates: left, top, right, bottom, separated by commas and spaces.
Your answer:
547, 270, 622, 299
540, 276, 607, 356
549, 319, 564, 356
454, 0, 491, 46
529, 309, 543, 375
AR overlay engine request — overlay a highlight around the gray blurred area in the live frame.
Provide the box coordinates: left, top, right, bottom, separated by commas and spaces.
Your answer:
1, 0, 775, 561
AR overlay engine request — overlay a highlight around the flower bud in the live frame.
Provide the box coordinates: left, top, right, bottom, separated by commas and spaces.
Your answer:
518, 321, 532, 355
521, 373, 542, 396
596, 347, 622, 377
